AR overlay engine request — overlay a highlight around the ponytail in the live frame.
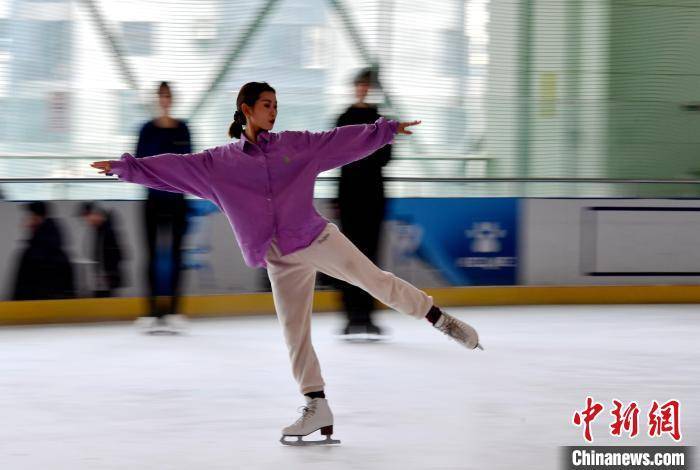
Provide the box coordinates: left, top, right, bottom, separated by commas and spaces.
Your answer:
228, 110, 246, 138
228, 121, 242, 139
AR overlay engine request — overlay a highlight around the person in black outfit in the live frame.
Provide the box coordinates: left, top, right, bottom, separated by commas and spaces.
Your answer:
11, 201, 75, 300
335, 68, 392, 337
135, 82, 191, 328
77, 202, 125, 298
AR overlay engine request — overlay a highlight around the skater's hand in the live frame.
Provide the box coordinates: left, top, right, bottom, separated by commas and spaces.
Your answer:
397, 120, 421, 135
91, 161, 112, 175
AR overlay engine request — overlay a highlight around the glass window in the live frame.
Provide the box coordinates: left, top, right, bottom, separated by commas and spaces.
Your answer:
121, 22, 153, 56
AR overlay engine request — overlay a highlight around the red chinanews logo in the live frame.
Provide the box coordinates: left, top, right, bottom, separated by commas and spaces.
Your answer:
572, 397, 681, 443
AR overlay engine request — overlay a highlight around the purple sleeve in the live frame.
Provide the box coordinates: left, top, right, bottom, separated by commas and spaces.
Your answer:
300, 117, 399, 173
108, 151, 214, 200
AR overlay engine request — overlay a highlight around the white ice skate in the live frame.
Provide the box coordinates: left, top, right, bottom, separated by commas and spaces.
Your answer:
434, 312, 484, 350
280, 397, 340, 446
163, 314, 189, 333
134, 316, 180, 335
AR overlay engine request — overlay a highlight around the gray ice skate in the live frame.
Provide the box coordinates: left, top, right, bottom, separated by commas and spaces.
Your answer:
434, 312, 484, 350
280, 397, 341, 446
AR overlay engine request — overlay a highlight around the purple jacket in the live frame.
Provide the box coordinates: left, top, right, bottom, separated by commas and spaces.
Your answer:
109, 117, 399, 267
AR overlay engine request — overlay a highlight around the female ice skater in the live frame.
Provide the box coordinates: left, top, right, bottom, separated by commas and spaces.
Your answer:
91, 81, 482, 446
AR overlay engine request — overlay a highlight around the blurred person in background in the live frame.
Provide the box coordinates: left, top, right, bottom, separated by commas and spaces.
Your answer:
135, 81, 191, 332
77, 202, 125, 298
11, 201, 75, 300
335, 68, 393, 339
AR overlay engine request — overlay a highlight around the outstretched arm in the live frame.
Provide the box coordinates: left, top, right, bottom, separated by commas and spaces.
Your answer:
91, 151, 215, 200
301, 117, 420, 173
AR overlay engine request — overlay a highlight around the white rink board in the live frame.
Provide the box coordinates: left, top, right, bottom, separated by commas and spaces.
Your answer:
593, 209, 700, 273
522, 198, 700, 285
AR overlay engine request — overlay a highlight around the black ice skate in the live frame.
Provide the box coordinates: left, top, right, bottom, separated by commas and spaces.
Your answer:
338, 321, 388, 343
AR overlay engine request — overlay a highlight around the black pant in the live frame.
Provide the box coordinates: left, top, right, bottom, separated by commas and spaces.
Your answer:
338, 197, 385, 325
144, 197, 188, 317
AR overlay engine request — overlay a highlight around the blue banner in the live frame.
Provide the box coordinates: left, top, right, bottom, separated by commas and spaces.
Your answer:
385, 198, 519, 285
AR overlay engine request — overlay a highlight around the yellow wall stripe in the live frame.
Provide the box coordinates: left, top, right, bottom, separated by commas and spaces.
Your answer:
1, 285, 699, 326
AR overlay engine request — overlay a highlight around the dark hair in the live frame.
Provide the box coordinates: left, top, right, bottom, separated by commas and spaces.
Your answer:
228, 81, 276, 139
158, 81, 172, 96
77, 201, 99, 217
353, 67, 377, 86
25, 201, 49, 217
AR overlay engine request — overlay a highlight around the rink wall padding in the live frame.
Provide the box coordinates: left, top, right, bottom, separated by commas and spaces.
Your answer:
521, 198, 700, 285
6, 198, 700, 301
5, 197, 700, 326
2, 285, 700, 326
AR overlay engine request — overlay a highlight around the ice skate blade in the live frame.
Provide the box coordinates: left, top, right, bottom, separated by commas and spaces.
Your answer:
280, 435, 341, 446
145, 329, 180, 336
339, 333, 387, 343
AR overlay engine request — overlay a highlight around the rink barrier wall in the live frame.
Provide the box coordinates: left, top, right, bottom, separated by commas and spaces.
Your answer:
2, 285, 700, 326
6, 199, 700, 299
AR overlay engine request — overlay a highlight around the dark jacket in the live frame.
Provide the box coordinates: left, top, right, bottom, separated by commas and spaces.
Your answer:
12, 218, 75, 300
136, 119, 192, 203
336, 105, 392, 205
94, 212, 125, 290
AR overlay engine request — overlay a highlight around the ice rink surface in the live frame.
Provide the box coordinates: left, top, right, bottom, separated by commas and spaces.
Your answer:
1, 305, 697, 470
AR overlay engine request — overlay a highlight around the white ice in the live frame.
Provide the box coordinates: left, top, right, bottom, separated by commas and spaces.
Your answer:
1, 305, 698, 470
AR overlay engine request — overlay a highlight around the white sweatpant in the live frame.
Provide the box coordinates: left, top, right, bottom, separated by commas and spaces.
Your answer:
265, 223, 434, 394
